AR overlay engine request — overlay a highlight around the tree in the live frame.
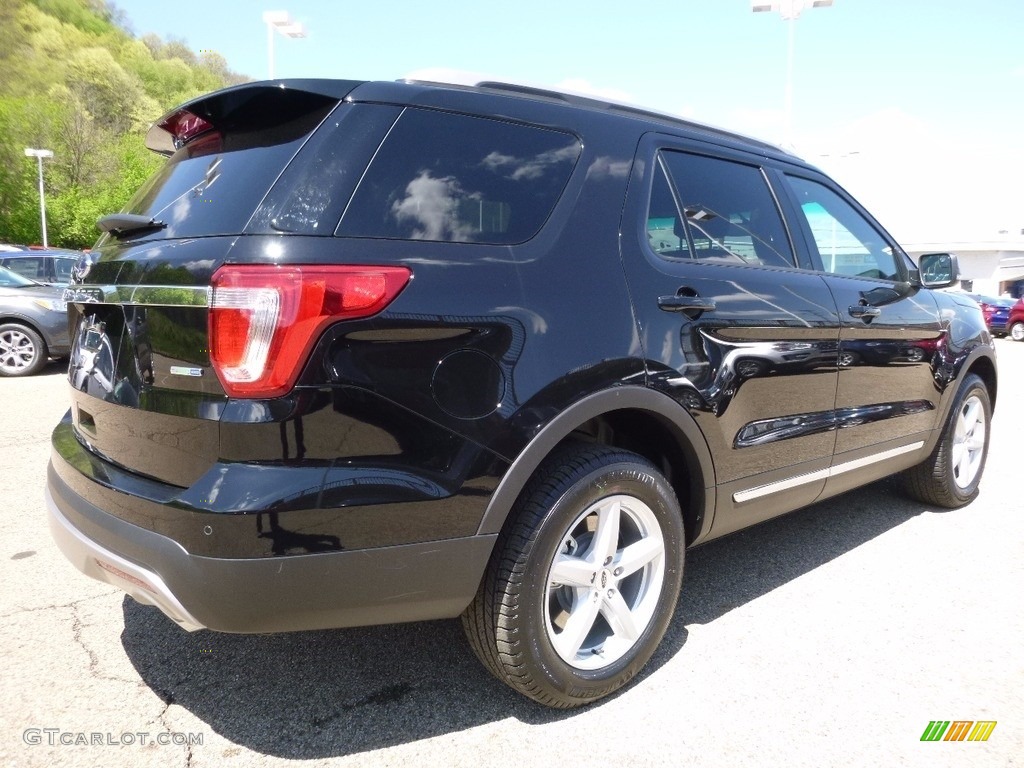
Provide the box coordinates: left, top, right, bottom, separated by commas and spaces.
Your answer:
0, 0, 247, 247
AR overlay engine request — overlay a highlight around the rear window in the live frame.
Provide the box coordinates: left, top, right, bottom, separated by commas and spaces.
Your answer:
337, 109, 580, 245
118, 101, 335, 240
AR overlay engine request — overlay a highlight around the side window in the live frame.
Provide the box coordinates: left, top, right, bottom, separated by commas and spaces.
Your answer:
656, 151, 795, 267
785, 175, 899, 280
54, 258, 75, 282
2, 257, 45, 280
646, 163, 688, 257
338, 109, 581, 245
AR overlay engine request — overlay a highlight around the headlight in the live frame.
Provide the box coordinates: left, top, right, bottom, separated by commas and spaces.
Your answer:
32, 298, 68, 312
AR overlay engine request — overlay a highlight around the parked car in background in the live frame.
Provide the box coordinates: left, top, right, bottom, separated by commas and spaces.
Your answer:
46, 78, 997, 708
963, 293, 1014, 337
1008, 297, 1024, 341
0, 265, 70, 376
0, 248, 81, 286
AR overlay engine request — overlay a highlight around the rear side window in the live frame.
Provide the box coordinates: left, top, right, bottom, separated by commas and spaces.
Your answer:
655, 150, 795, 268
54, 258, 75, 282
338, 109, 581, 244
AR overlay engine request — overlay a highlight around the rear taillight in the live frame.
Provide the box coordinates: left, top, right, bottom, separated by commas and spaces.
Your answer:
209, 264, 411, 398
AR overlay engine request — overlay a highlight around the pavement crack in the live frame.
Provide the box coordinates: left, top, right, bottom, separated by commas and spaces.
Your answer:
0, 588, 121, 621
68, 602, 140, 686
150, 686, 197, 768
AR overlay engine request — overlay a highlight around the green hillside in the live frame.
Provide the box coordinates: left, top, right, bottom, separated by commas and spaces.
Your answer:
0, 0, 247, 248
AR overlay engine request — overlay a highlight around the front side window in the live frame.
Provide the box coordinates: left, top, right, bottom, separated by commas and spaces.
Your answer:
785, 175, 899, 280
654, 151, 796, 268
338, 109, 581, 245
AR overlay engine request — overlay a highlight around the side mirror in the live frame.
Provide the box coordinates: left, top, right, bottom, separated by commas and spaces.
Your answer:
917, 252, 960, 288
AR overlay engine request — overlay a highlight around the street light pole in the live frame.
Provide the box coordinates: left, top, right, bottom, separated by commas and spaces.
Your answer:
752, 0, 834, 143
24, 148, 53, 248
263, 10, 307, 79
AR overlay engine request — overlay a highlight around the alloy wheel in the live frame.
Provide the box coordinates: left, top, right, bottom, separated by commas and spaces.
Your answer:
544, 494, 666, 670
0, 328, 38, 374
951, 394, 986, 490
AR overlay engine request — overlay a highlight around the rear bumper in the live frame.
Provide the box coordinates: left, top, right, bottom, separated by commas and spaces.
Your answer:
46, 460, 496, 633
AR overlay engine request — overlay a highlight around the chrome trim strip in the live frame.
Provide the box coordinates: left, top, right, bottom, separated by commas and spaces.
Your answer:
733, 468, 829, 504
733, 441, 926, 504
828, 441, 925, 477
64, 284, 211, 308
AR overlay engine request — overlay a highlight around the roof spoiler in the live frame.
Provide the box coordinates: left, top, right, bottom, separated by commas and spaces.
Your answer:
145, 79, 364, 156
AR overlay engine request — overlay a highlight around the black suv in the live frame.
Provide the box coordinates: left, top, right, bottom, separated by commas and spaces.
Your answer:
47, 79, 996, 708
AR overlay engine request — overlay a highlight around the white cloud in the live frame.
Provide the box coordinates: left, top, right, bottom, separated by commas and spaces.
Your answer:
792, 108, 1024, 243
722, 107, 788, 143
391, 172, 477, 242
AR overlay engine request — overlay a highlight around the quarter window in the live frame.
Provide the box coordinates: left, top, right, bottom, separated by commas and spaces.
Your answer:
785, 175, 899, 280
652, 151, 796, 268
338, 109, 580, 245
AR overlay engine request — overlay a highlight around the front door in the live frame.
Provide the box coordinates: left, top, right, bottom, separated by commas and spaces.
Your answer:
776, 171, 945, 496
620, 137, 843, 538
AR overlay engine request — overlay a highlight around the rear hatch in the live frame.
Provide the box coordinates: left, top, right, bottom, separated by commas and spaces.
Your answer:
65, 79, 383, 488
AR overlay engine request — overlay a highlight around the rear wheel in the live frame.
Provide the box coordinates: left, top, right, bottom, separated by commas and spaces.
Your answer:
462, 443, 685, 708
1010, 321, 1024, 342
901, 373, 990, 508
0, 323, 47, 377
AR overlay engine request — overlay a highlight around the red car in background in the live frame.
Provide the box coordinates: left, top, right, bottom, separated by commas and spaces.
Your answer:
1008, 297, 1024, 341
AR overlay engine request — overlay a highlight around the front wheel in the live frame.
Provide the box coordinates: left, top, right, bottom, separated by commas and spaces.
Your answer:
0, 323, 48, 377
1010, 321, 1024, 342
462, 443, 685, 708
901, 373, 991, 508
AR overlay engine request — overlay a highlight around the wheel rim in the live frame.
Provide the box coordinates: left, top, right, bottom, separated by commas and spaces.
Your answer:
544, 494, 665, 670
951, 394, 986, 490
1012, 323, 1024, 342
0, 329, 37, 374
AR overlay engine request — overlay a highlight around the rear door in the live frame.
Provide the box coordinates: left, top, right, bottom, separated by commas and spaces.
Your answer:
620, 135, 842, 538
775, 171, 945, 495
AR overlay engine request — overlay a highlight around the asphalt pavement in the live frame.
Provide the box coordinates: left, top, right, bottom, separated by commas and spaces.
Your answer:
1, 342, 1021, 768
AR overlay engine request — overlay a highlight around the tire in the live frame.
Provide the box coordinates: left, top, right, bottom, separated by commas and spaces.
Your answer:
1010, 321, 1024, 342
901, 373, 990, 508
0, 323, 48, 377
462, 442, 685, 708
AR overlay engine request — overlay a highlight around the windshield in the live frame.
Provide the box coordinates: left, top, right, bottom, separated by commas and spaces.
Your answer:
0, 265, 37, 288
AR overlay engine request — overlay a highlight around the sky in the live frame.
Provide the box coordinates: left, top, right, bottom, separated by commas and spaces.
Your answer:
110, 0, 1024, 244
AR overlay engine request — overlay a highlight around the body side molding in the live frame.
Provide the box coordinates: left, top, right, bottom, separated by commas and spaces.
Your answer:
733, 441, 925, 503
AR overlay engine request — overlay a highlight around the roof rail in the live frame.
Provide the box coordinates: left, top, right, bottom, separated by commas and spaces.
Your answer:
472, 80, 786, 155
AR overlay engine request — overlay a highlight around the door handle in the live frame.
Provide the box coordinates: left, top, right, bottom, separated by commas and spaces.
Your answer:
848, 305, 881, 321
658, 295, 716, 313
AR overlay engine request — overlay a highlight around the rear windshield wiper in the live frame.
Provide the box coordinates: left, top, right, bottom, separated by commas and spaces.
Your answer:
97, 213, 167, 238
